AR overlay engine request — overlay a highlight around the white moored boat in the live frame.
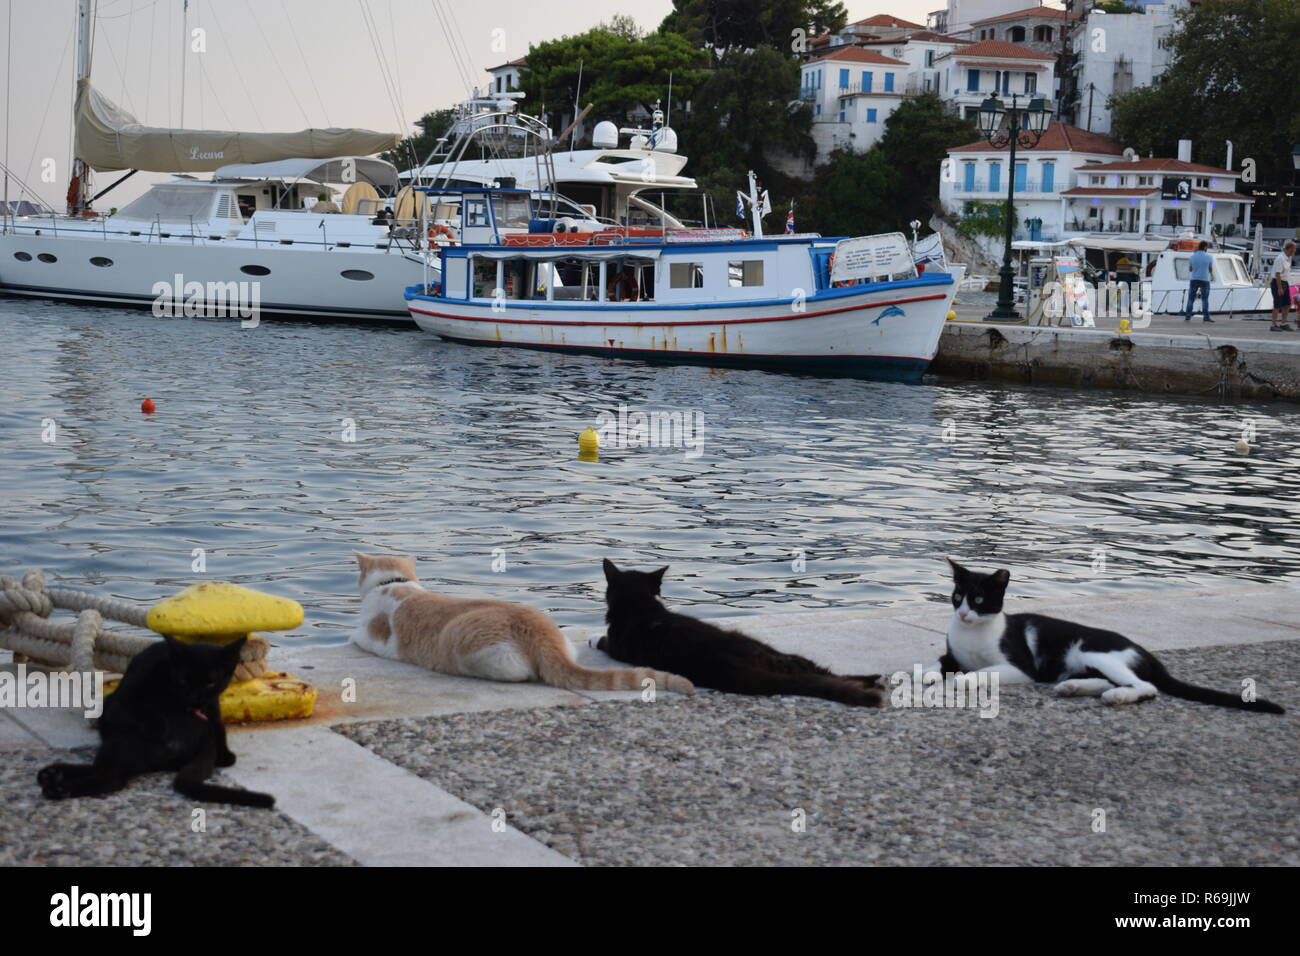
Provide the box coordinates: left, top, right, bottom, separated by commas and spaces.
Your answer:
405, 185, 963, 381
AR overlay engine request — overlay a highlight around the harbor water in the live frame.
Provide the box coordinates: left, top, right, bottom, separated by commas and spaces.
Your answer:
2, 296, 1298, 644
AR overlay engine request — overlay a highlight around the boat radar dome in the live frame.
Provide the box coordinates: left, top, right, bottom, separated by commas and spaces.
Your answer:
592, 121, 619, 149
653, 126, 678, 153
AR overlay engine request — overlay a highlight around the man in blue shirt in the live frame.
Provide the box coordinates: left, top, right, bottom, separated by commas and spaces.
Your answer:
1184, 241, 1214, 323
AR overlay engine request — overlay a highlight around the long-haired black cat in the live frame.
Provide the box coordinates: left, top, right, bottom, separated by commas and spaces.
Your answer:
935, 559, 1285, 713
38, 636, 276, 807
599, 559, 883, 706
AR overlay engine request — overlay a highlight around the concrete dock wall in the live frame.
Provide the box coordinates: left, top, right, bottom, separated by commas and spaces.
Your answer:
933, 323, 1300, 402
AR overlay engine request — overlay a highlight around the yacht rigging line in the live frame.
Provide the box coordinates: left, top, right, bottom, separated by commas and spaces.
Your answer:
244, 0, 311, 125
428, 0, 475, 100
278, 0, 330, 126
207, 0, 265, 129
359, 0, 406, 135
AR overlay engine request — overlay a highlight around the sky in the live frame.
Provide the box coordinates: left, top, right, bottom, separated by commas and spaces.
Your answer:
0, 0, 945, 209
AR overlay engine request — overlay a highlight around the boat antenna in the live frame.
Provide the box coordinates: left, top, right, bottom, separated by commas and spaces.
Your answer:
666, 71, 672, 128
571, 59, 582, 155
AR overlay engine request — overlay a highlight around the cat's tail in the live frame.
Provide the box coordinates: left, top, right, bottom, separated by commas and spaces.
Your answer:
1150, 671, 1285, 714
173, 777, 277, 809
739, 672, 885, 707
537, 646, 694, 696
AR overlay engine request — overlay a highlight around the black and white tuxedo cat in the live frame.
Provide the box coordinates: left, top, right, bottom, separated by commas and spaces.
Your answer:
930, 559, 1284, 713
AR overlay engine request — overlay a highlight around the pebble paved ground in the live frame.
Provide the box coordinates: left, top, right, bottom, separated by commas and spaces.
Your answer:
0, 748, 357, 866
340, 640, 1299, 867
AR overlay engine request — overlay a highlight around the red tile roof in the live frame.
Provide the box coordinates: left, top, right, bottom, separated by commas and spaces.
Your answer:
804, 46, 909, 67
950, 123, 1124, 155
1192, 190, 1252, 202
851, 14, 925, 29
486, 57, 527, 71
947, 39, 1056, 60
1077, 157, 1236, 176
972, 5, 1079, 25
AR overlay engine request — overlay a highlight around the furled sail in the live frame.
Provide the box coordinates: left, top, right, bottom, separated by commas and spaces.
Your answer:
74, 79, 400, 173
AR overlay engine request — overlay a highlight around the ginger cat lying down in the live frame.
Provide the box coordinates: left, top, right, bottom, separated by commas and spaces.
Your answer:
351, 554, 694, 695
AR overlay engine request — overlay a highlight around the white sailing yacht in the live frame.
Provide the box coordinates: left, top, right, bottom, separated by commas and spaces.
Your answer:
0, 0, 428, 322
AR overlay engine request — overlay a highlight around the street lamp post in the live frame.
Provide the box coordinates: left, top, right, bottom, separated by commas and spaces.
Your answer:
977, 92, 1052, 322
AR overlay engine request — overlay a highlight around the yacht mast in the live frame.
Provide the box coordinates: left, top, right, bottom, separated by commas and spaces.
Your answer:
70, 0, 95, 214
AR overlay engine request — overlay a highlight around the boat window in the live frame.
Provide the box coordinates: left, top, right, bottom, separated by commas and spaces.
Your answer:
341, 269, 374, 281
13, 251, 31, 261
728, 260, 764, 288
90, 256, 114, 267
471, 256, 498, 297
492, 194, 531, 229
241, 264, 271, 276
1172, 257, 1189, 280
115, 186, 217, 223
1214, 256, 1247, 284
465, 198, 490, 228
670, 262, 704, 289
37, 253, 57, 263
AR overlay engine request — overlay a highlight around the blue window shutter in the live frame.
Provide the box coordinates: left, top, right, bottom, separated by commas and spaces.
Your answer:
839, 68, 849, 89
1041, 162, 1055, 192
863, 71, 872, 93
964, 162, 975, 191
1015, 162, 1026, 192
989, 162, 1001, 192
967, 68, 979, 92
884, 72, 894, 92
867, 108, 877, 122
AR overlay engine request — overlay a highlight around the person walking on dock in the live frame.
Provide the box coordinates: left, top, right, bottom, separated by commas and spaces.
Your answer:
1184, 241, 1214, 323
1269, 240, 1295, 331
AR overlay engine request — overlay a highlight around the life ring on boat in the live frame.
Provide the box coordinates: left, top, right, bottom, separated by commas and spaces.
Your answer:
608, 273, 638, 302
428, 282, 442, 296
428, 224, 454, 240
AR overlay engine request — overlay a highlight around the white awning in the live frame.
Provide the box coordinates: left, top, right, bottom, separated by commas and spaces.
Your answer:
213, 157, 400, 187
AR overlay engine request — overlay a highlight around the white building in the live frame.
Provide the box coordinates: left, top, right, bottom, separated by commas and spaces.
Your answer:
935, 39, 1057, 121
942, 0, 1063, 35
1061, 149, 1254, 239
485, 57, 526, 96
940, 121, 1123, 248
799, 47, 911, 155
1068, 1, 1188, 134
942, 127, 1255, 252
950, 4, 1077, 53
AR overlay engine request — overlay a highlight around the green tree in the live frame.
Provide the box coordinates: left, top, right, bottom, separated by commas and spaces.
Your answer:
662, 0, 847, 57
812, 148, 901, 237
381, 109, 455, 169
1110, 0, 1300, 186
879, 92, 979, 225
666, 46, 814, 228
956, 200, 1017, 240
520, 25, 708, 132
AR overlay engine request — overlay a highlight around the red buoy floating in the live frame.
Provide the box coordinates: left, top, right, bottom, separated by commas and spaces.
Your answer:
141, 398, 156, 415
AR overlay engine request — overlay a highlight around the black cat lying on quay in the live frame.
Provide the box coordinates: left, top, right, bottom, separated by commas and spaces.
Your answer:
598, 558, 884, 706
38, 636, 276, 807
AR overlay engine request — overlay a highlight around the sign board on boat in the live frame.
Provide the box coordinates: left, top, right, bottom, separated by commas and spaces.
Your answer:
830, 233, 916, 284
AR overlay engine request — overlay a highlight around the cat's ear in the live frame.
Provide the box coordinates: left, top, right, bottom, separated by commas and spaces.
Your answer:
946, 557, 965, 579
991, 568, 1011, 589
602, 558, 620, 583
223, 636, 248, 656
650, 566, 668, 593
354, 552, 370, 568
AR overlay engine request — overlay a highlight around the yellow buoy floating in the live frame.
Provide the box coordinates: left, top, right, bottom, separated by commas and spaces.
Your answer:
145, 581, 315, 723
946, 310, 957, 321
1117, 319, 1133, 334
578, 425, 600, 462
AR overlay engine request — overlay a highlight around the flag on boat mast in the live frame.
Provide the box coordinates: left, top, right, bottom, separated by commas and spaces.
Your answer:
736, 191, 745, 219
785, 201, 795, 234
759, 189, 771, 215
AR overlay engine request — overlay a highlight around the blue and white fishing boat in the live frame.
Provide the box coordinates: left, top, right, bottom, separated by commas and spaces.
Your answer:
404, 180, 964, 380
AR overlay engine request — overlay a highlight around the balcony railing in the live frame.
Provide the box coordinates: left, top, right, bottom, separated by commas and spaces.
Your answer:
956, 179, 1058, 195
